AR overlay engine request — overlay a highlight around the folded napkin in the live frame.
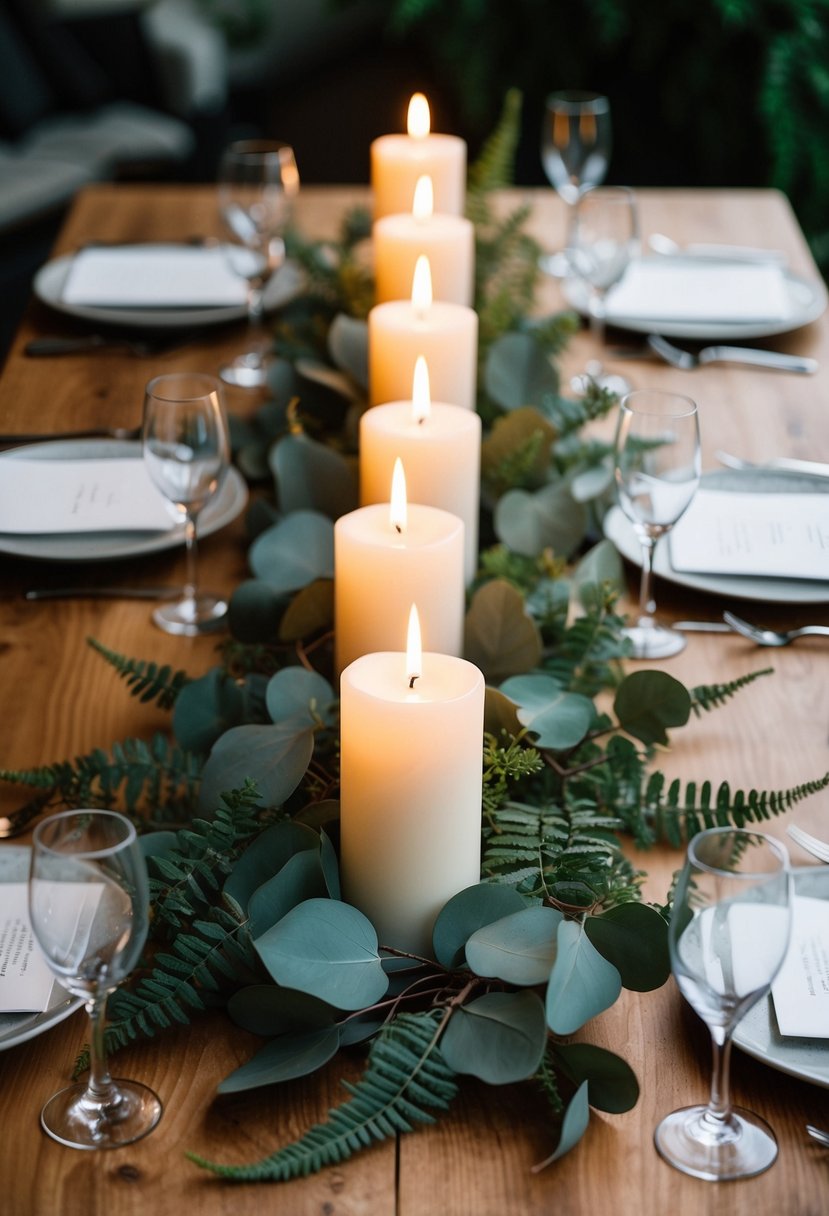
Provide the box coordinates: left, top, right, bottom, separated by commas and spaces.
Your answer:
0, 458, 177, 534
670, 489, 829, 581
0, 883, 55, 1013
605, 258, 792, 324
62, 244, 249, 308
771, 894, 829, 1038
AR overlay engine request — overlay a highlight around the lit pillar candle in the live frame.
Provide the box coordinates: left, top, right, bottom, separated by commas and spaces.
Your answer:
374, 175, 475, 306
371, 92, 466, 220
334, 459, 465, 674
369, 255, 478, 409
340, 605, 485, 955
360, 357, 481, 584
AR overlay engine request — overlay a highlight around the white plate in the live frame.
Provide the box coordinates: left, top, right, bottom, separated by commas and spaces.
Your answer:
563, 263, 827, 340
0, 440, 248, 562
603, 469, 829, 605
733, 866, 829, 1089
0, 847, 82, 1052
33, 243, 302, 330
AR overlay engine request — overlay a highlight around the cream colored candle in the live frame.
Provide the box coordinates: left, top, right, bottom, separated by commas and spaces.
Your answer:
371, 92, 466, 220
374, 175, 475, 306
334, 459, 465, 673
340, 606, 485, 955
369, 255, 478, 409
360, 357, 481, 584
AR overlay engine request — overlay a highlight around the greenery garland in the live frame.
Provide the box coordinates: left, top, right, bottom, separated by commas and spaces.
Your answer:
3, 93, 828, 1181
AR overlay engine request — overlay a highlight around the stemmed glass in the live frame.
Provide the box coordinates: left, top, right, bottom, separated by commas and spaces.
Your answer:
655, 827, 792, 1181
218, 139, 300, 388
613, 388, 700, 658
539, 91, 611, 276
29, 810, 162, 1149
142, 372, 230, 636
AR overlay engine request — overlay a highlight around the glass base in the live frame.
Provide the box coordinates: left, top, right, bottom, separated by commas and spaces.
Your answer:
220, 351, 270, 388
623, 619, 687, 659
654, 1104, 778, 1181
41, 1079, 163, 1151
152, 593, 227, 637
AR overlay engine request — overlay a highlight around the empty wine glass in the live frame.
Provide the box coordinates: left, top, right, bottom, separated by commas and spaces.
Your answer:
613, 388, 700, 659
218, 139, 299, 388
655, 827, 792, 1181
29, 810, 162, 1149
142, 372, 230, 636
539, 91, 611, 276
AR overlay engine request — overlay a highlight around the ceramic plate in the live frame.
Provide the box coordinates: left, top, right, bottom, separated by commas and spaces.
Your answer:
563, 263, 827, 340
33, 243, 302, 330
0, 847, 82, 1052
603, 468, 829, 605
733, 865, 829, 1089
0, 439, 248, 562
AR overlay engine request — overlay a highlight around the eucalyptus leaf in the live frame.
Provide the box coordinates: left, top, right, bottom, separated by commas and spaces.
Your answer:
500, 673, 594, 751
270, 433, 358, 520
440, 990, 547, 1083
224, 821, 320, 912
327, 313, 369, 389
484, 331, 559, 410
495, 481, 588, 559
278, 578, 334, 642
228, 579, 287, 644
569, 461, 613, 503
483, 686, 522, 738
552, 1043, 639, 1113
572, 539, 625, 608
265, 667, 336, 728
198, 718, 314, 815
254, 898, 388, 1010
248, 848, 328, 939
432, 881, 527, 968
294, 799, 341, 833
466, 906, 562, 985
236, 442, 272, 483
295, 357, 360, 401
319, 828, 341, 899
264, 356, 302, 403
171, 667, 245, 755
534, 1080, 590, 1168
249, 510, 335, 594
545, 919, 622, 1035
218, 1025, 341, 1094
464, 579, 542, 684
140, 830, 178, 861
227, 984, 335, 1036
614, 670, 692, 746
585, 903, 670, 991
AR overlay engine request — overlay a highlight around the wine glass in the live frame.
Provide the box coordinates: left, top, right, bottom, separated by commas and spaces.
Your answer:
218, 139, 300, 388
539, 91, 611, 275
613, 388, 700, 659
29, 810, 162, 1149
142, 371, 230, 636
655, 827, 792, 1181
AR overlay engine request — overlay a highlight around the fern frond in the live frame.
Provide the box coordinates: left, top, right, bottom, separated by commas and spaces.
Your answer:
467, 87, 522, 195
188, 1010, 458, 1181
536, 1043, 564, 1116
690, 668, 774, 715
86, 637, 190, 710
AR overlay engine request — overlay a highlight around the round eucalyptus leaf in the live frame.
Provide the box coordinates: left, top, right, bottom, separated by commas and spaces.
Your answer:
483, 686, 522, 738
466, 906, 562, 985
264, 356, 302, 404
240, 672, 270, 724
228, 413, 259, 452
534, 1080, 590, 1168
464, 579, 542, 684
248, 848, 329, 939
249, 511, 335, 594
294, 799, 341, 833
224, 820, 320, 912
296, 356, 360, 401
197, 718, 314, 815
217, 1025, 341, 1094
269, 433, 358, 520
500, 673, 593, 751
484, 331, 559, 410
613, 670, 692, 746
552, 1043, 639, 1113
545, 919, 622, 1035
327, 313, 369, 390
338, 1013, 386, 1047
495, 481, 588, 559
236, 441, 271, 483
171, 667, 244, 755
228, 578, 286, 644
572, 539, 625, 607
245, 497, 282, 540
140, 830, 178, 861
432, 882, 527, 968
278, 578, 334, 642
585, 903, 670, 991
319, 828, 341, 899
440, 990, 547, 1083
265, 667, 336, 728
569, 461, 613, 503
227, 984, 335, 1036
254, 898, 388, 1010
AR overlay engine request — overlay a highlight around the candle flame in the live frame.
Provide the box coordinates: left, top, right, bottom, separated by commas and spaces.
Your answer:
411, 254, 432, 319
407, 93, 430, 139
390, 457, 408, 534
406, 603, 422, 688
412, 175, 434, 221
412, 356, 431, 424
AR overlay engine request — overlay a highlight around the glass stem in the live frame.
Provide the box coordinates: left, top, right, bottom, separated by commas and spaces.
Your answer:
183, 511, 199, 604
704, 1026, 734, 1130
588, 292, 607, 349
84, 994, 118, 1111
637, 533, 657, 623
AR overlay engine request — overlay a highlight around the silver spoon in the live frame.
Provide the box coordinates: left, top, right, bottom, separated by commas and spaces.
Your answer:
806, 1125, 829, 1148
723, 611, 829, 647
648, 233, 788, 265
648, 334, 817, 374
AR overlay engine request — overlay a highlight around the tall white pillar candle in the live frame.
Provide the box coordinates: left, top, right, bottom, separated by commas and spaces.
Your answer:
360, 357, 481, 584
334, 460, 465, 673
340, 610, 485, 955
369, 256, 478, 409
374, 175, 475, 306
371, 93, 466, 220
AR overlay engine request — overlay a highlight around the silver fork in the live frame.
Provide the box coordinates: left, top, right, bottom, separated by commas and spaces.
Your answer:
806, 1125, 829, 1148
715, 449, 829, 479
787, 824, 829, 864
723, 611, 829, 647
647, 334, 818, 374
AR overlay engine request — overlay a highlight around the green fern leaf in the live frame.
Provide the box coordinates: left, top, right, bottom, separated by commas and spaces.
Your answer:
690, 668, 774, 715
86, 637, 190, 710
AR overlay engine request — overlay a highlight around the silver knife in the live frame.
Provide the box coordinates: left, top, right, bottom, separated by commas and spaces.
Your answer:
25, 586, 181, 601
673, 620, 734, 633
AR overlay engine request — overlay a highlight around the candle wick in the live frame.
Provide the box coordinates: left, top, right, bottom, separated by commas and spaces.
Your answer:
395, 524, 402, 534
408, 674, 419, 689
417, 416, 425, 426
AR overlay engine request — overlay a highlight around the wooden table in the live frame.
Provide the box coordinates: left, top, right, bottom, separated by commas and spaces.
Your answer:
0, 185, 827, 1216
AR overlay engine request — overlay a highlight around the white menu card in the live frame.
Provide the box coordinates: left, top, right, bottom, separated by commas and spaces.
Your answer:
0, 458, 177, 534
0, 883, 56, 1013
62, 245, 249, 308
771, 895, 829, 1038
605, 259, 792, 323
